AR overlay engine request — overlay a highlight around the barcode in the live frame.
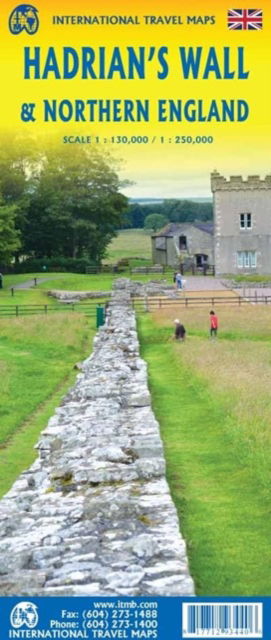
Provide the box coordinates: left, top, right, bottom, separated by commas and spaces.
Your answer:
182, 603, 263, 638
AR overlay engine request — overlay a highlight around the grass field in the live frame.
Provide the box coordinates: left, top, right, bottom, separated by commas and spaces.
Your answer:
0, 272, 114, 293
232, 274, 271, 283
0, 314, 95, 497
0, 271, 172, 306
138, 306, 271, 595
0, 287, 57, 307
106, 228, 152, 262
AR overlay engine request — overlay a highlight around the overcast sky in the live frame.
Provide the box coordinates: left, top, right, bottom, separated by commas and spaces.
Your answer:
120, 165, 213, 200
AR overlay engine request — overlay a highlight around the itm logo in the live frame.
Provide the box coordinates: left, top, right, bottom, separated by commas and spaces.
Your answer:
10, 602, 39, 629
9, 5, 39, 35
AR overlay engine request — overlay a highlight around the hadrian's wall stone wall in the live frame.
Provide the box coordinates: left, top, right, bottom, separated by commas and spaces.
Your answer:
0, 280, 194, 597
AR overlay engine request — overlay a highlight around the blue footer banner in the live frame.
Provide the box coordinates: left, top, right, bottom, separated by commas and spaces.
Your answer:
0, 597, 270, 640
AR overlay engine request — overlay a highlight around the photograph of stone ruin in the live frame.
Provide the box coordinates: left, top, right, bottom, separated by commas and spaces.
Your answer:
0, 282, 194, 596
1, 162, 271, 600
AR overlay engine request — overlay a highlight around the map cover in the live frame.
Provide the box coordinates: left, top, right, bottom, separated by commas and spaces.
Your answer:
0, 0, 271, 638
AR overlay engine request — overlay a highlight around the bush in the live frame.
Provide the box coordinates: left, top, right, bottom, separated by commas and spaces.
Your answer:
117, 258, 129, 267
12, 257, 97, 274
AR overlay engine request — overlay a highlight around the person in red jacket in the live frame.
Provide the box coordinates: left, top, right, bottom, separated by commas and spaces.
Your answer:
209, 310, 218, 338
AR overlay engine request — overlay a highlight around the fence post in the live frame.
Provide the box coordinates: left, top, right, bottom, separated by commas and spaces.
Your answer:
265, 296, 268, 305
144, 296, 149, 312
212, 297, 214, 306
11, 287, 14, 297
44, 305, 48, 314
185, 297, 188, 307
238, 296, 241, 306
34, 278, 37, 286
16, 305, 19, 317
159, 298, 162, 308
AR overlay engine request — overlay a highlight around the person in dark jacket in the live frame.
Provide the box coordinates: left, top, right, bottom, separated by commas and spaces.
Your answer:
174, 319, 186, 341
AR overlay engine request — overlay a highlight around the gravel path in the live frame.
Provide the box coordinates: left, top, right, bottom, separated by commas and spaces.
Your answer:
10, 275, 230, 293
182, 276, 229, 291
10, 277, 59, 290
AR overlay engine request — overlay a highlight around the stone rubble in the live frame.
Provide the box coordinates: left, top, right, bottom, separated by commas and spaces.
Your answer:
0, 279, 194, 596
49, 278, 179, 303
48, 290, 112, 302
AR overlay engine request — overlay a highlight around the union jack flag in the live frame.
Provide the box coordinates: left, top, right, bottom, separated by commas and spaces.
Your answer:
227, 9, 263, 29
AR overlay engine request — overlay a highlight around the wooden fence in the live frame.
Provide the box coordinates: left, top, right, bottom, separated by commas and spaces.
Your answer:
0, 301, 109, 319
131, 294, 271, 312
85, 265, 172, 274
1, 292, 271, 319
85, 265, 216, 275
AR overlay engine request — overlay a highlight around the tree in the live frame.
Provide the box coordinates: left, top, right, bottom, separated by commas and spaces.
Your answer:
144, 213, 168, 232
21, 143, 128, 263
163, 199, 213, 223
0, 134, 128, 264
0, 200, 20, 264
121, 199, 213, 230
129, 203, 146, 228
0, 134, 41, 263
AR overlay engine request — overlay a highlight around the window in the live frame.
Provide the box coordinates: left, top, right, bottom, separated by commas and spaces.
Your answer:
237, 251, 257, 268
240, 213, 252, 229
179, 235, 187, 250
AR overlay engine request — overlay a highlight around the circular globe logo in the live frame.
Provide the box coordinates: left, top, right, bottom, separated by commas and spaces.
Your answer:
10, 602, 39, 629
9, 5, 39, 35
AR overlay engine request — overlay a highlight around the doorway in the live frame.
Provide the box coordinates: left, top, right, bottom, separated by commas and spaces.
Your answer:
195, 253, 208, 267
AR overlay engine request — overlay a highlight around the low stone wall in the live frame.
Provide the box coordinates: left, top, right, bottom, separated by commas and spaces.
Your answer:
49, 279, 179, 303
0, 280, 194, 596
48, 290, 112, 302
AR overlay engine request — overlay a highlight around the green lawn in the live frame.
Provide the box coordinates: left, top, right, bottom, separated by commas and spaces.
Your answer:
1, 274, 46, 288
0, 272, 172, 301
231, 274, 271, 283
0, 288, 56, 306
106, 228, 152, 262
0, 272, 113, 293
37, 273, 115, 291
138, 312, 271, 595
36, 272, 170, 290
0, 313, 95, 496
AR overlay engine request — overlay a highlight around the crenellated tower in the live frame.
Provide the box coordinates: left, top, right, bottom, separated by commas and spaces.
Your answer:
211, 171, 271, 275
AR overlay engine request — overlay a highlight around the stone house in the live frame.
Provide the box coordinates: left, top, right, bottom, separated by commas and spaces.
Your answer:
211, 171, 271, 275
151, 222, 214, 269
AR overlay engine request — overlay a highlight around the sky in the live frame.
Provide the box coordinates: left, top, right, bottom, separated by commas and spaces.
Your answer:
1, 1, 270, 199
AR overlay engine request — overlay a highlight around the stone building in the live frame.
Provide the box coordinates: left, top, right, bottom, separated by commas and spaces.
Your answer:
211, 171, 271, 275
151, 222, 214, 269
